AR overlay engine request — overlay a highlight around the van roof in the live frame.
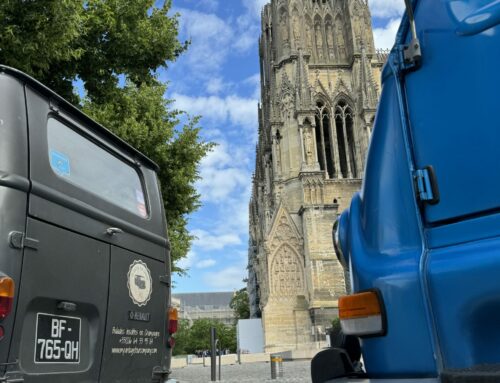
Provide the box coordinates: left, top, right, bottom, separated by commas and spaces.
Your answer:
0, 65, 159, 171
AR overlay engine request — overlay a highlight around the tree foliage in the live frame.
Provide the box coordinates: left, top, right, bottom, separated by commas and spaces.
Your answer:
173, 319, 237, 356
0, 0, 187, 103
230, 288, 250, 321
0, 0, 212, 270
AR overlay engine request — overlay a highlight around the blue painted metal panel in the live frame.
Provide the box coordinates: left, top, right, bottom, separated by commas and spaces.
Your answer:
405, 0, 500, 224
345, 72, 436, 377
338, 0, 500, 378
427, 234, 500, 368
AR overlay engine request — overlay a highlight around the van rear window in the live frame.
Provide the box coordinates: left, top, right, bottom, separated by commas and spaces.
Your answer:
47, 118, 148, 218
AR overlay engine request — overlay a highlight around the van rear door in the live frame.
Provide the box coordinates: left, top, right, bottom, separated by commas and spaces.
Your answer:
9, 218, 109, 381
99, 246, 167, 382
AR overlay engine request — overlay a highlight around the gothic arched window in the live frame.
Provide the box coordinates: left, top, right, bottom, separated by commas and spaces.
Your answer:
315, 102, 335, 179
335, 100, 357, 178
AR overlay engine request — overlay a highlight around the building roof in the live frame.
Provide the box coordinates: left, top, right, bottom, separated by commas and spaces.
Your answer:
173, 292, 234, 308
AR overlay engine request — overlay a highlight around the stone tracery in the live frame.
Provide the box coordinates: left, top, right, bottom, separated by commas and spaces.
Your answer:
248, 0, 384, 352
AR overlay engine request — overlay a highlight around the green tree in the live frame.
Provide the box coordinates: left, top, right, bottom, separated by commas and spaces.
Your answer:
175, 319, 236, 355
172, 319, 191, 356
0, 0, 211, 270
0, 0, 187, 103
230, 288, 250, 321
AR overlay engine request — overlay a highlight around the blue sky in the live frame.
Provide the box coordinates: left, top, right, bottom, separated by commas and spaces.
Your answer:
167, 0, 405, 293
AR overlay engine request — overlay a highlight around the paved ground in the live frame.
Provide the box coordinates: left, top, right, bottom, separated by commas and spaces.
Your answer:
171, 360, 312, 383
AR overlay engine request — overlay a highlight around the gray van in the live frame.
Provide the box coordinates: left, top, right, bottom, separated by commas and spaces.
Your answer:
0, 65, 174, 382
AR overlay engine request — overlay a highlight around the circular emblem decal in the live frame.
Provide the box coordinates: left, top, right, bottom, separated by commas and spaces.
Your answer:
127, 260, 153, 307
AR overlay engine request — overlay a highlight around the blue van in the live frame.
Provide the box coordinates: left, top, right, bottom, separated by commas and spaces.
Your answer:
312, 1, 500, 382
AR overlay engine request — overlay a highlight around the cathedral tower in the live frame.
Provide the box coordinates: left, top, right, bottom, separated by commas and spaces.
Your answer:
248, 0, 386, 352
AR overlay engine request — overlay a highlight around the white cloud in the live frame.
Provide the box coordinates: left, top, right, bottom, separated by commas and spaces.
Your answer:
192, 229, 242, 251
244, 73, 261, 99
177, 250, 197, 270
195, 139, 253, 203
196, 258, 217, 269
373, 18, 401, 50
176, 8, 233, 74
203, 265, 247, 290
369, 0, 405, 18
176, 251, 217, 270
242, 0, 269, 19
206, 77, 227, 95
173, 93, 258, 133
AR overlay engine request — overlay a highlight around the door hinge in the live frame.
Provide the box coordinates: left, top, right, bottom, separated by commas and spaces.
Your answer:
402, 39, 422, 68
414, 166, 440, 205
8, 232, 39, 250
397, 0, 422, 73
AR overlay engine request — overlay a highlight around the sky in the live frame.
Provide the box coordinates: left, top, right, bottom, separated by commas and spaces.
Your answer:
167, 0, 405, 293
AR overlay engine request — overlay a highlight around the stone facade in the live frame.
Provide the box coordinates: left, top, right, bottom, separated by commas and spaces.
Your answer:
247, 0, 385, 352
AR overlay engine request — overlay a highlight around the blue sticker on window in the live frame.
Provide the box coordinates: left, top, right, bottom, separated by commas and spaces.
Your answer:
50, 150, 71, 177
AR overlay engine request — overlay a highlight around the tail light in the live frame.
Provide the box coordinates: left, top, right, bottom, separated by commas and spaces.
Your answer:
339, 290, 386, 337
168, 307, 178, 335
0, 277, 15, 319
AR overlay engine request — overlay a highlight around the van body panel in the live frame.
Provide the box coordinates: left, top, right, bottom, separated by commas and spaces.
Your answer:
348, 72, 435, 377
404, 0, 500, 372
9, 218, 109, 381
427, 234, 500, 369
0, 187, 28, 366
99, 246, 167, 382
0, 73, 28, 179
405, 0, 500, 225
24, 87, 167, 241
29, 191, 167, 261
0, 71, 29, 366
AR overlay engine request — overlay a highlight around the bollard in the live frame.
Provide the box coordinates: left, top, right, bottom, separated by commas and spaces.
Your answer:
270, 355, 284, 379
218, 345, 222, 381
210, 327, 217, 381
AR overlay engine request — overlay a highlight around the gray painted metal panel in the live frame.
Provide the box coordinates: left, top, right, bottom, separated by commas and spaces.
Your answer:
29, 191, 166, 261
0, 73, 28, 178
9, 218, 110, 381
0, 72, 29, 367
0, 187, 28, 367
99, 246, 168, 382
25, 86, 167, 244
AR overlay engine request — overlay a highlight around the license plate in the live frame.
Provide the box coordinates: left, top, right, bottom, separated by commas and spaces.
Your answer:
35, 313, 81, 363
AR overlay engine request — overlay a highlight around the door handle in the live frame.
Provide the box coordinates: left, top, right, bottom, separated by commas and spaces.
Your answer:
105, 227, 123, 236
457, 1, 500, 36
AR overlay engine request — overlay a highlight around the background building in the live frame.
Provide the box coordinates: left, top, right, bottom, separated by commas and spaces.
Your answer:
173, 292, 235, 326
248, 0, 385, 352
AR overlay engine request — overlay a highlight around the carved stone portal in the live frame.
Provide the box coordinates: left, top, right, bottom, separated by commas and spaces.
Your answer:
271, 245, 304, 296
